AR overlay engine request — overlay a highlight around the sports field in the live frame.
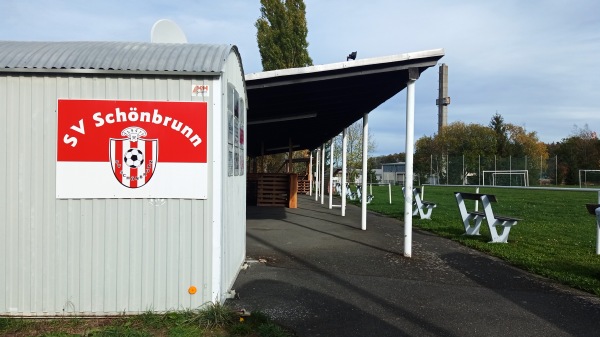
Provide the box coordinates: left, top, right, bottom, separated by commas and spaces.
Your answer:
360, 184, 600, 296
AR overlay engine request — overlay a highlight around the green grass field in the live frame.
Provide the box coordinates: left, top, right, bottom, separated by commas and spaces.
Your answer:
357, 184, 600, 296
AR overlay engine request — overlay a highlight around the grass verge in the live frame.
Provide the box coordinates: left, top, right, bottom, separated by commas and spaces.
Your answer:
0, 302, 294, 337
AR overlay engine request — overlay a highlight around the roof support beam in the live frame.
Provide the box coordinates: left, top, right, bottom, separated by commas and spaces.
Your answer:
247, 113, 317, 125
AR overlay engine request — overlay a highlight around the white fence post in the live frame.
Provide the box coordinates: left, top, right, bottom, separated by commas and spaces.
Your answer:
596, 192, 600, 255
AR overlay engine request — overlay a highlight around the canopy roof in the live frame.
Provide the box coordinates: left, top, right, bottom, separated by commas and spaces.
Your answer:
245, 49, 444, 157
0, 41, 443, 158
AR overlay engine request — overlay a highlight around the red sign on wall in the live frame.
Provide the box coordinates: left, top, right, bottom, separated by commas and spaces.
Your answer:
56, 99, 209, 199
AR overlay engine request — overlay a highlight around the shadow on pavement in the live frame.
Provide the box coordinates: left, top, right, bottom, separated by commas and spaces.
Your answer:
441, 252, 600, 337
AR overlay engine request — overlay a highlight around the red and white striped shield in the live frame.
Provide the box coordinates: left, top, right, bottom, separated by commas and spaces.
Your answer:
110, 127, 158, 188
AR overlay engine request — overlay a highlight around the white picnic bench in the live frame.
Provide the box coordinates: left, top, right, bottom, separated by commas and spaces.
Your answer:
403, 187, 437, 219
454, 192, 522, 243
357, 185, 374, 204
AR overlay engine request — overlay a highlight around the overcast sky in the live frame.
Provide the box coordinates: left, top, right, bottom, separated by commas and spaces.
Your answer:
1, 0, 598, 156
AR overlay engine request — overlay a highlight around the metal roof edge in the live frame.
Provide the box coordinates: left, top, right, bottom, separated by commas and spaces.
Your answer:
0, 41, 236, 74
245, 48, 445, 81
0, 68, 224, 77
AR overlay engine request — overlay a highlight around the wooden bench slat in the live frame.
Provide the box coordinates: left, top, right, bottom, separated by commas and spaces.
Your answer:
468, 211, 485, 217
495, 215, 522, 222
455, 192, 498, 203
468, 211, 520, 222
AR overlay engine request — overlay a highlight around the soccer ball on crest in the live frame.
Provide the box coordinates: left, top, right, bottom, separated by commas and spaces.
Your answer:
124, 148, 144, 168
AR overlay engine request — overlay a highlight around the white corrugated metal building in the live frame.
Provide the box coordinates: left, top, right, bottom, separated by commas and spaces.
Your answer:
0, 41, 247, 316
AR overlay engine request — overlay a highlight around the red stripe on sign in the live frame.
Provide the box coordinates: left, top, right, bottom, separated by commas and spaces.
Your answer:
145, 140, 154, 182
57, 100, 208, 163
115, 141, 123, 184
130, 141, 138, 188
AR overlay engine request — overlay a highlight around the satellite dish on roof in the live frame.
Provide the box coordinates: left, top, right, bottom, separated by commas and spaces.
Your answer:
151, 19, 188, 43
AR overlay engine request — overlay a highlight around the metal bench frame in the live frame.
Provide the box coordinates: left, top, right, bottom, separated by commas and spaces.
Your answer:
455, 192, 521, 243
404, 187, 436, 220
585, 203, 600, 255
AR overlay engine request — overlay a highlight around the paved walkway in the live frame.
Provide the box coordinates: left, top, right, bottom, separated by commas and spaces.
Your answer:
228, 194, 600, 337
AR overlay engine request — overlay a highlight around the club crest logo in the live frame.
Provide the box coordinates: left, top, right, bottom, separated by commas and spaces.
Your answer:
109, 127, 158, 188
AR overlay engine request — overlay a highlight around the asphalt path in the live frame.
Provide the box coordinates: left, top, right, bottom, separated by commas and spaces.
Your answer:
228, 194, 600, 337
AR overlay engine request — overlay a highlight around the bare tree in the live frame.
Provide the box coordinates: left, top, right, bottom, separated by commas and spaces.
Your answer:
331, 120, 377, 182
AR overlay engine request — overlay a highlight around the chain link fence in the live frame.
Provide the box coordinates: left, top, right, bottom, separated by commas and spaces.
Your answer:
420, 155, 563, 187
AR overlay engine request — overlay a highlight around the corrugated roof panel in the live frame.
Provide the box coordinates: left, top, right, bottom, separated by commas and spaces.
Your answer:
0, 41, 236, 74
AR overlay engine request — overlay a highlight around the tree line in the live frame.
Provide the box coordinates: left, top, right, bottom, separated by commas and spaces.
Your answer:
547, 125, 600, 185
369, 113, 600, 186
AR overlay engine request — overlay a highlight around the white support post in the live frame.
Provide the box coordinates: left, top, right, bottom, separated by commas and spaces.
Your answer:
475, 186, 480, 212
342, 129, 348, 216
403, 77, 416, 257
309, 151, 313, 196
321, 145, 325, 204
388, 183, 392, 204
315, 148, 320, 201
361, 113, 369, 231
329, 138, 334, 209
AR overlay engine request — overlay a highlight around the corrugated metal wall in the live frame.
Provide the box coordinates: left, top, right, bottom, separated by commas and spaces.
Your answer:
220, 52, 247, 299
0, 74, 225, 315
